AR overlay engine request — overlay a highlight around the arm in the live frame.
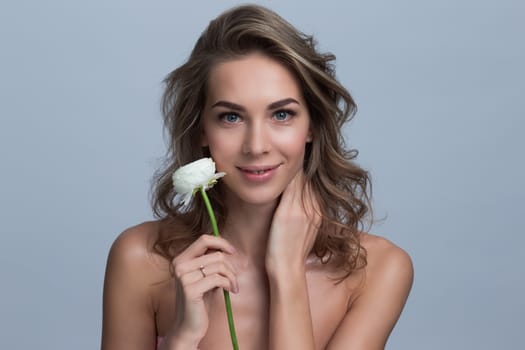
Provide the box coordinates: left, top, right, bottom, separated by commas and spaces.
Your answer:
160, 234, 239, 350
265, 173, 318, 350
326, 242, 414, 350
101, 223, 239, 350
266, 171, 413, 350
267, 263, 316, 350
101, 226, 158, 350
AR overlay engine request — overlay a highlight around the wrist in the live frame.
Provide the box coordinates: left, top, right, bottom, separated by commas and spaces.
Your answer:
266, 259, 306, 285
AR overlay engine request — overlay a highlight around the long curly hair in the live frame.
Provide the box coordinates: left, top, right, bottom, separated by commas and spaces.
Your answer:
151, 4, 372, 280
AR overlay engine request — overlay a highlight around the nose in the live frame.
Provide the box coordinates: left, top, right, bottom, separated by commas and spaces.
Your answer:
242, 119, 270, 155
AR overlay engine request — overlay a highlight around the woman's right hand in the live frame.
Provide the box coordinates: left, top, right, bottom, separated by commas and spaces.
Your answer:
165, 234, 239, 347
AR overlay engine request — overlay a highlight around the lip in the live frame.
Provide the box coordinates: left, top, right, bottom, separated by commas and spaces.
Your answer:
236, 164, 281, 182
237, 164, 280, 172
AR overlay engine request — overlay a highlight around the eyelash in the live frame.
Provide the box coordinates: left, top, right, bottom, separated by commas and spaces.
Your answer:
218, 109, 297, 123
219, 112, 241, 123
273, 109, 296, 121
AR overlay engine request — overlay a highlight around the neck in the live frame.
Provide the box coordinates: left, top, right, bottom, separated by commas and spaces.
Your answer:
220, 195, 279, 269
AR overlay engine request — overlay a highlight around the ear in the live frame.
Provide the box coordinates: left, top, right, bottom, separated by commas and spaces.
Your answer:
306, 128, 313, 143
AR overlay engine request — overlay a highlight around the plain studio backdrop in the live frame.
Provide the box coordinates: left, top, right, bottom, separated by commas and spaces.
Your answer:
0, 0, 523, 349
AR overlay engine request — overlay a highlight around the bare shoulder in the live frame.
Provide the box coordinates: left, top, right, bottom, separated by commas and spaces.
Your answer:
110, 221, 157, 255
360, 232, 413, 285
106, 221, 170, 284
323, 233, 413, 348
102, 222, 170, 348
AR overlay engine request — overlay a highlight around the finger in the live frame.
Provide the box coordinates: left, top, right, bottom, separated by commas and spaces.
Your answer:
278, 171, 321, 229
175, 234, 236, 263
189, 250, 238, 275
302, 182, 321, 217
175, 250, 237, 276
284, 170, 304, 201
178, 252, 238, 285
185, 274, 238, 300
288, 172, 319, 217
276, 171, 304, 217
180, 260, 239, 293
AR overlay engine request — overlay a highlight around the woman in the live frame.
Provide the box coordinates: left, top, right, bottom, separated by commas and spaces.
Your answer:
102, 5, 413, 350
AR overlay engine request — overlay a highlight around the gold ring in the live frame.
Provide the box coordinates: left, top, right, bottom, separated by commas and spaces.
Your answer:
199, 265, 206, 278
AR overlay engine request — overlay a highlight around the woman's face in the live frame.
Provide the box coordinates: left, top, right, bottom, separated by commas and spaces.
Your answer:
201, 53, 312, 206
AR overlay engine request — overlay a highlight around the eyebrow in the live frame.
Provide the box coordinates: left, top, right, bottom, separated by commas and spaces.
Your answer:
268, 98, 300, 109
211, 98, 300, 111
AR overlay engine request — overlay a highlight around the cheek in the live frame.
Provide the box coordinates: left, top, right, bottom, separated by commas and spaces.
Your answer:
204, 132, 240, 171
202, 122, 235, 151
277, 129, 310, 155
206, 133, 238, 153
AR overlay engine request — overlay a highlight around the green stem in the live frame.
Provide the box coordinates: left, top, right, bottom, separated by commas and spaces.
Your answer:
200, 187, 240, 350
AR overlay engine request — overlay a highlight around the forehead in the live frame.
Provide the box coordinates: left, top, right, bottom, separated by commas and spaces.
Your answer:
205, 53, 304, 105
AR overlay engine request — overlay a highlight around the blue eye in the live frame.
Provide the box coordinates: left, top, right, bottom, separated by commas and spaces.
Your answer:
221, 113, 240, 123
273, 110, 293, 121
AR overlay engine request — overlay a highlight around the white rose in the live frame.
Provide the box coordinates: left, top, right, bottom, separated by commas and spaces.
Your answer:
172, 157, 226, 206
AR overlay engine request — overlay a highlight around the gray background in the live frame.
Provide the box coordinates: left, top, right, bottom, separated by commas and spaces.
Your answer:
1, 0, 523, 349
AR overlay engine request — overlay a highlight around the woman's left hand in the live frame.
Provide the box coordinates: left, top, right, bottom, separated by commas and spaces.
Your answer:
265, 171, 321, 276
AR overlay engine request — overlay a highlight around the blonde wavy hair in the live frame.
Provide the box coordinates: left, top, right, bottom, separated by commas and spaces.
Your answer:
151, 4, 372, 280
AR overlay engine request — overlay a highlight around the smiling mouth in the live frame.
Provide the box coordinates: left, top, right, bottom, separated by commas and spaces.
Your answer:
237, 165, 280, 174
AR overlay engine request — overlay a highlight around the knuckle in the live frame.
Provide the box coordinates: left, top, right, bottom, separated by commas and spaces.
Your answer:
213, 251, 225, 261
213, 274, 226, 285
218, 265, 229, 277
179, 273, 192, 285
197, 234, 209, 245
173, 264, 185, 277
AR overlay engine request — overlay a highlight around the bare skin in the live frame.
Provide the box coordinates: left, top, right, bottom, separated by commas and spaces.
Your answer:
101, 53, 413, 349
102, 221, 412, 349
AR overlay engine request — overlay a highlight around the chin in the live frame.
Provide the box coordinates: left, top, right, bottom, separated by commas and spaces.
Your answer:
225, 186, 283, 207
